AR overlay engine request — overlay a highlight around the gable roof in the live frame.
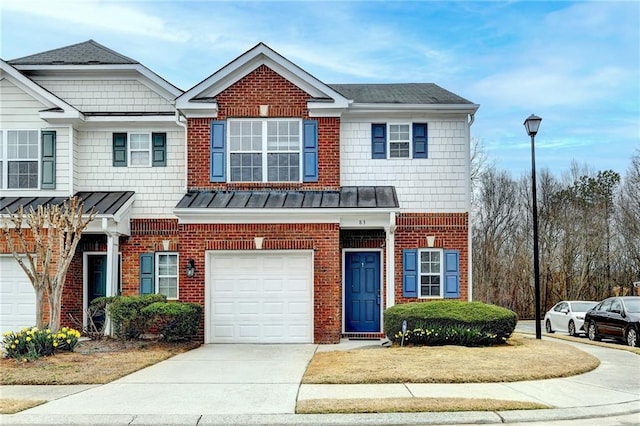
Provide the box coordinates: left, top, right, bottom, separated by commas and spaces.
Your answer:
8, 40, 137, 65
0, 59, 82, 121
176, 42, 350, 117
328, 83, 473, 105
9, 40, 183, 98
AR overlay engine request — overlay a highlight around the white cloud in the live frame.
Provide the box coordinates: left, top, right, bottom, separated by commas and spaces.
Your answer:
2, 0, 190, 42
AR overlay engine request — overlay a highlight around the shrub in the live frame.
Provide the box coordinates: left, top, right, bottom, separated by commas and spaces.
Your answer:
384, 300, 518, 347
142, 302, 202, 342
2, 326, 81, 361
106, 294, 166, 339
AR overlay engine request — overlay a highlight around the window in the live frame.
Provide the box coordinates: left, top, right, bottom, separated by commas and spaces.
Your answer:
156, 253, 178, 299
371, 123, 428, 159
388, 124, 410, 158
0, 130, 40, 189
419, 249, 442, 298
129, 133, 151, 167
228, 119, 301, 182
403, 249, 459, 299
113, 132, 166, 167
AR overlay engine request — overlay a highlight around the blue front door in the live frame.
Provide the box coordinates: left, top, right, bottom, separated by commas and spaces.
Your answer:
345, 252, 381, 333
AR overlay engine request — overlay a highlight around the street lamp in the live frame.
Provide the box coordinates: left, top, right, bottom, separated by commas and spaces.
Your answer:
524, 114, 542, 339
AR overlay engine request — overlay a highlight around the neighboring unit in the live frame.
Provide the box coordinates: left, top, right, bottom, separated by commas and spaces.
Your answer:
0, 41, 479, 342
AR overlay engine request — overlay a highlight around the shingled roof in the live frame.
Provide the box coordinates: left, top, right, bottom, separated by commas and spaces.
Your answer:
328, 83, 473, 104
8, 40, 138, 66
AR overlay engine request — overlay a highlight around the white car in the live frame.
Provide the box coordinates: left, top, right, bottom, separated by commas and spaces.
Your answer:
544, 300, 598, 336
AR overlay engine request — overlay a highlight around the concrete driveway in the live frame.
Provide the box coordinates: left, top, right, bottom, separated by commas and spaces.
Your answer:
20, 344, 317, 415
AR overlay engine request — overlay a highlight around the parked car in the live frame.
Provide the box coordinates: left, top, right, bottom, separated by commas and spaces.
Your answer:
584, 296, 640, 347
544, 301, 598, 336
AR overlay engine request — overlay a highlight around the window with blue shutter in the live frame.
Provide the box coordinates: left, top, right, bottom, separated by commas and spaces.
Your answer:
41, 131, 56, 189
371, 123, 387, 159
303, 120, 318, 182
139, 253, 154, 295
444, 250, 460, 298
402, 249, 418, 297
412, 123, 428, 159
210, 121, 226, 182
113, 133, 127, 167
152, 133, 167, 167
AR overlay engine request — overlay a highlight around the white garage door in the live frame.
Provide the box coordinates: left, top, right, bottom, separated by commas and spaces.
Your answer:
0, 256, 36, 334
208, 251, 313, 343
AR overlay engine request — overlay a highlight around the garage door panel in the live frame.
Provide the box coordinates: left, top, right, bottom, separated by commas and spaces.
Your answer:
0, 257, 36, 334
209, 252, 312, 343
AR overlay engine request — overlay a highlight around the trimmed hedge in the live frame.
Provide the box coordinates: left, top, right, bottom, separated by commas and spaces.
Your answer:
141, 302, 202, 342
384, 300, 517, 346
105, 294, 167, 339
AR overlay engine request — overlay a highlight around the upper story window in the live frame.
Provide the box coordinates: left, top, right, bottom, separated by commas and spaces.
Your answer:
113, 132, 166, 167
228, 119, 301, 182
210, 119, 318, 183
129, 133, 151, 166
371, 122, 428, 159
0, 129, 56, 190
388, 124, 410, 158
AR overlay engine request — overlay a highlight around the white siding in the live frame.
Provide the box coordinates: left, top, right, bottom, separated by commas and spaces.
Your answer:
74, 129, 185, 218
34, 79, 174, 113
0, 78, 71, 195
340, 117, 469, 212
0, 78, 47, 129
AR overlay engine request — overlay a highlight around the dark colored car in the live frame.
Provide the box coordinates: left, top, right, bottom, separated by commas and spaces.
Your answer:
584, 296, 640, 347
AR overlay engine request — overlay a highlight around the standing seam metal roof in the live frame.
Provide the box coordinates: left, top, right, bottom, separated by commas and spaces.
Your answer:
176, 187, 399, 209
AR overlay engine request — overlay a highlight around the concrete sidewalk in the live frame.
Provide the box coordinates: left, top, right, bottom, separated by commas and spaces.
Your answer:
1, 337, 639, 425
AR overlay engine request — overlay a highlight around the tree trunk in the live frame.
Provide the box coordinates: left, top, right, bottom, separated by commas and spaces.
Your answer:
34, 286, 46, 329
48, 285, 64, 332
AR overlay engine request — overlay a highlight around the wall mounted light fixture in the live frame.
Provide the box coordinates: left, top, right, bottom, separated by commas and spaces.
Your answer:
186, 258, 196, 278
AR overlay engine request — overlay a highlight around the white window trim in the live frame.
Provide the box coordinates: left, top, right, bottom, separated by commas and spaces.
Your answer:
155, 252, 179, 300
127, 132, 152, 168
0, 129, 41, 190
227, 118, 303, 182
387, 123, 412, 159
418, 248, 444, 299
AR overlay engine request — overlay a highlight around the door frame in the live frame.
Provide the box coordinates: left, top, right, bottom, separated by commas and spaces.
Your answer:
82, 251, 121, 329
342, 248, 384, 334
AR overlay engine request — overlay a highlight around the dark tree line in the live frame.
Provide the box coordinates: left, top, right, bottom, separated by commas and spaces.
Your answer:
472, 146, 640, 319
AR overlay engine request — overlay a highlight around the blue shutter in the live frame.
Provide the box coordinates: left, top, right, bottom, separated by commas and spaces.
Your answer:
113, 133, 127, 167
371, 123, 386, 159
303, 120, 318, 182
413, 123, 428, 159
403, 249, 418, 298
210, 121, 226, 182
444, 250, 460, 298
139, 253, 155, 295
152, 133, 166, 167
41, 131, 56, 189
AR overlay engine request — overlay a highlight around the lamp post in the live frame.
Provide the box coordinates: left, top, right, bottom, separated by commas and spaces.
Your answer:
524, 114, 542, 339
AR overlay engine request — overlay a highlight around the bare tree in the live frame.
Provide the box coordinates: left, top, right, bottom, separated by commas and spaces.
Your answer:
1, 197, 95, 331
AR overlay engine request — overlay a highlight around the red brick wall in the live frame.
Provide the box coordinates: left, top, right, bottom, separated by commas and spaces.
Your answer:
186, 65, 340, 190
394, 213, 469, 304
178, 222, 341, 343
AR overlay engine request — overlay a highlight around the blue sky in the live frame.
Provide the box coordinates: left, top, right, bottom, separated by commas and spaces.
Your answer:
1, 0, 638, 176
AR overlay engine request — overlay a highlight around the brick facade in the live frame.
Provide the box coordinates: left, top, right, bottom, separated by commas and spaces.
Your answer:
394, 212, 469, 304
186, 65, 340, 191
2, 46, 472, 344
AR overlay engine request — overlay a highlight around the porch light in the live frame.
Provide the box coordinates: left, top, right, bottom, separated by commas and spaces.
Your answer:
186, 258, 196, 278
